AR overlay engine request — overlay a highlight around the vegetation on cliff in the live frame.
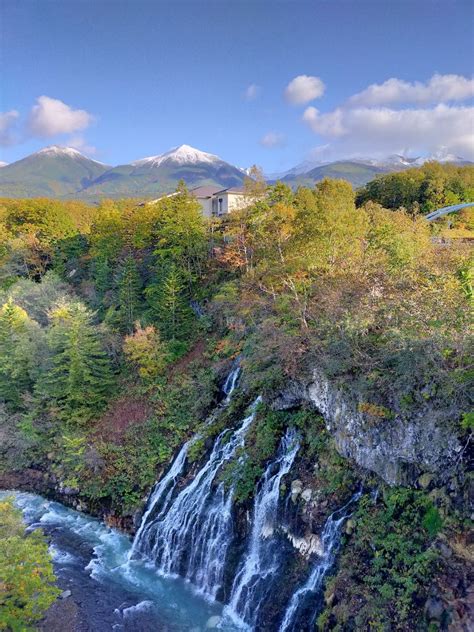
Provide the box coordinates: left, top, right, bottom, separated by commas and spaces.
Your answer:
0, 162, 472, 629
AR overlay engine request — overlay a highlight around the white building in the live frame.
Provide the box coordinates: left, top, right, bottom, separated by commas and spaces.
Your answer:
149, 185, 251, 217
191, 185, 251, 217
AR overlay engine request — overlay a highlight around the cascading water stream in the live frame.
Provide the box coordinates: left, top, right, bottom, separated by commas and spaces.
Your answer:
278, 489, 362, 632
131, 383, 260, 600
222, 365, 241, 402
128, 440, 190, 560
225, 428, 300, 629
129, 364, 241, 562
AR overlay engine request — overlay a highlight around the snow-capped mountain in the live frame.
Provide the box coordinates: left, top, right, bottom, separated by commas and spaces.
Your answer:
272, 152, 472, 188
83, 144, 246, 198
267, 159, 324, 181
0, 145, 109, 197
131, 144, 221, 168
354, 152, 469, 169
1, 145, 470, 199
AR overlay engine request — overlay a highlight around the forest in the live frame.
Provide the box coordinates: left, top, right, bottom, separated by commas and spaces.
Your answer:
0, 162, 472, 630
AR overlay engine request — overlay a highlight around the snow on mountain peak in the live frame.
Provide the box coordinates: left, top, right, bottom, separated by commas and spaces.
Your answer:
36, 145, 84, 157
32, 145, 106, 165
132, 144, 221, 167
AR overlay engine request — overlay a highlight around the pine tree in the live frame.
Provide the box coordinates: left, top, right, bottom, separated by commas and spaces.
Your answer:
146, 264, 193, 341
116, 255, 143, 332
38, 300, 113, 422
92, 257, 113, 302
0, 299, 41, 409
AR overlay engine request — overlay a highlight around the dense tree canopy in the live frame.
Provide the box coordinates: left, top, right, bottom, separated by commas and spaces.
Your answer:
356, 162, 474, 214
0, 163, 471, 512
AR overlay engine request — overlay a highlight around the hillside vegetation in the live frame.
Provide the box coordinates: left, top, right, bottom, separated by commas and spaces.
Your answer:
0, 164, 472, 630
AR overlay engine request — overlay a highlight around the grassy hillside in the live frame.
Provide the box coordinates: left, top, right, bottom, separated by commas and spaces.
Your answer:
0, 149, 108, 198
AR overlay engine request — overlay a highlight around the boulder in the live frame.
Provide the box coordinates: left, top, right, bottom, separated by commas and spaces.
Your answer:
291, 479, 303, 502
301, 488, 313, 502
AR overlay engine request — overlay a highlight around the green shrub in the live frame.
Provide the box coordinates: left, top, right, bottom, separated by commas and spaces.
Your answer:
0, 497, 60, 630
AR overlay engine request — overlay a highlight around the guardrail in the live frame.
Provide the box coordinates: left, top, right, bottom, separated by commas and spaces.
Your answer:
425, 202, 474, 222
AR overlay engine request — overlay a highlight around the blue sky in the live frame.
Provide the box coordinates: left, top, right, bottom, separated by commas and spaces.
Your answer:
1, 0, 473, 171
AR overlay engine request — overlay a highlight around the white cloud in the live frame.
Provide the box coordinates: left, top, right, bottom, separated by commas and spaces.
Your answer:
0, 110, 20, 146
260, 131, 286, 148
244, 84, 261, 101
349, 73, 474, 107
284, 75, 325, 105
303, 103, 474, 160
67, 135, 97, 156
28, 96, 94, 137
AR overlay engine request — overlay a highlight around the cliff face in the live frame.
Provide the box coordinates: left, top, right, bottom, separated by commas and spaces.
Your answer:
271, 368, 461, 486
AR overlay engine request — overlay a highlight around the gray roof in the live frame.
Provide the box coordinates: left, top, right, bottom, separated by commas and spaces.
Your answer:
222, 187, 246, 194
190, 185, 224, 198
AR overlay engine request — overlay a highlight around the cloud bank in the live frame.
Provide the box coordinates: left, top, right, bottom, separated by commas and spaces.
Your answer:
302, 74, 474, 160
285, 75, 325, 105
28, 96, 94, 137
348, 73, 474, 107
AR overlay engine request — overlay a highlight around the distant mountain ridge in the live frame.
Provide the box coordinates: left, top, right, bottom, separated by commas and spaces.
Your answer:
82, 145, 246, 198
269, 153, 472, 188
0, 144, 471, 200
0, 144, 247, 200
0, 146, 109, 198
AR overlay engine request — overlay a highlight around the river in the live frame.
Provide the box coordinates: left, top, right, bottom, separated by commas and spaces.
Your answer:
2, 491, 242, 632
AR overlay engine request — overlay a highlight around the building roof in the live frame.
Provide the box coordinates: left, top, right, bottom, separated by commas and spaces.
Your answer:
190, 185, 224, 198
147, 184, 248, 205
222, 187, 247, 194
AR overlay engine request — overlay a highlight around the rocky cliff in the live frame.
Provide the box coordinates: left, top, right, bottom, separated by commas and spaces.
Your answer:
271, 367, 462, 486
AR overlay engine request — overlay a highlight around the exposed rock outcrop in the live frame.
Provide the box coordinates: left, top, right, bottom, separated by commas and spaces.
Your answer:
272, 368, 461, 486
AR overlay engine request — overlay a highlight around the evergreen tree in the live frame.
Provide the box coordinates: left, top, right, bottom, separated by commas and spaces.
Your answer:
92, 256, 113, 303
0, 299, 42, 409
153, 186, 207, 284
38, 300, 113, 422
146, 264, 193, 341
116, 255, 143, 332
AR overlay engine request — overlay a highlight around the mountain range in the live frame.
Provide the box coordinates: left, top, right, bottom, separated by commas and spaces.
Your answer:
0, 144, 470, 200
0, 145, 247, 200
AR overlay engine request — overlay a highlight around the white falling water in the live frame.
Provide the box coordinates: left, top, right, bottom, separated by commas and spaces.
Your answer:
128, 440, 190, 560
129, 364, 241, 562
278, 490, 362, 632
225, 428, 300, 629
132, 394, 261, 601
222, 365, 241, 402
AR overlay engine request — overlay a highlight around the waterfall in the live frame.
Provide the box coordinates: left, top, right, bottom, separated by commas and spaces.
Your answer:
222, 365, 241, 402
278, 490, 362, 632
128, 441, 190, 560
130, 363, 241, 562
131, 394, 260, 601
225, 428, 300, 629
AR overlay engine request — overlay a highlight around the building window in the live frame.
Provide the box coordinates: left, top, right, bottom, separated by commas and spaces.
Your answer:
218, 198, 223, 214
212, 198, 218, 214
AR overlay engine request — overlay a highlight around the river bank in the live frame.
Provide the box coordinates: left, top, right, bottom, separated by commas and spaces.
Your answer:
3, 491, 239, 632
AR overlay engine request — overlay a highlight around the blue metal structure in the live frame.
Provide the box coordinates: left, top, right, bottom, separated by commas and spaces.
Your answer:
425, 201, 474, 222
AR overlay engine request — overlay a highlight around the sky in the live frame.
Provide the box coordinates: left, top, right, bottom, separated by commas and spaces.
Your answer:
1, 0, 473, 172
